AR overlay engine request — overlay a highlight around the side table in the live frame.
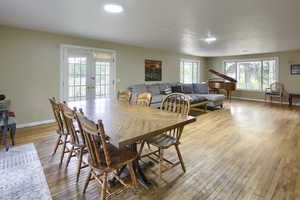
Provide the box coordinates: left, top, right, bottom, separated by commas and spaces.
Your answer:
288, 93, 300, 107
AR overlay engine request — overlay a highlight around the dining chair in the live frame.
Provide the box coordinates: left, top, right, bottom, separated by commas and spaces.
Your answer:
49, 97, 70, 165
136, 92, 152, 106
117, 90, 132, 103
77, 113, 137, 200
265, 82, 284, 104
60, 103, 88, 182
139, 93, 190, 179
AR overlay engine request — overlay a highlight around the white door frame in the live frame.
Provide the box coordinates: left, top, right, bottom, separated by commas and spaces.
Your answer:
60, 44, 117, 101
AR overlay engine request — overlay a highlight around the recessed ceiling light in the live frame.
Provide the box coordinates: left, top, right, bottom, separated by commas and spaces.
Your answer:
204, 36, 217, 43
104, 4, 124, 13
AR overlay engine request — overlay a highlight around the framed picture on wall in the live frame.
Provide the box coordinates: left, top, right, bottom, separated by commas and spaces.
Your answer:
291, 64, 300, 75
145, 59, 162, 81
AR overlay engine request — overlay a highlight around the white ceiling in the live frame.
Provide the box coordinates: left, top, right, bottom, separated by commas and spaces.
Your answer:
0, 0, 300, 57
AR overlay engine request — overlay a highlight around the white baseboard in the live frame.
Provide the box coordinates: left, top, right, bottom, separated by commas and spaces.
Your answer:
17, 119, 55, 128
231, 96, 300, 106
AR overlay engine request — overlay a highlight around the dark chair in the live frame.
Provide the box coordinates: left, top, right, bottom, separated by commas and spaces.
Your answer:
0, 99, 16, 151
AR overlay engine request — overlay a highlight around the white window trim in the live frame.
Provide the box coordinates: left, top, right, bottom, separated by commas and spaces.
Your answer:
223, 57, 279, 92
180, 59, 201, 84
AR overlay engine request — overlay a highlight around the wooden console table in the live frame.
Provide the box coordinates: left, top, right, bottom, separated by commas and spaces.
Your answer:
288, 93, 300, 107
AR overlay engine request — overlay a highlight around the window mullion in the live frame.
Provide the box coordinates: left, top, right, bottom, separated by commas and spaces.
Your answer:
260, 60, 264, 91
182, 61, 184, 83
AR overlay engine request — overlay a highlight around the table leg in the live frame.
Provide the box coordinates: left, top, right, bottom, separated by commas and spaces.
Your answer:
108, 143, 153, 188
289, 95, 292, 107
130, 143, 152, 188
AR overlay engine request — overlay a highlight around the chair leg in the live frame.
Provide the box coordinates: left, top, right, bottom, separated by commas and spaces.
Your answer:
138, 140, 146, 157
2, 130, 9, 151
175, 144, 186, 173
146, 142, 151, 150
265, 94, 267, 102
52, 135, 62, 156
76, 148, 83, 182
159, 148, 164, 179
101, 172, 108, 200
128, 162, 137, 189
66, 146, 74, 168
10, 126, 16, 146
83, 168, 92, 193
59, 135, 68, 165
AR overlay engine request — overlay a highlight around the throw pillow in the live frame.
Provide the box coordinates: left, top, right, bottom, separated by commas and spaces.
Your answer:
182, 84, 194, 94
160, 88, 172, 95
171, 85, 183, 93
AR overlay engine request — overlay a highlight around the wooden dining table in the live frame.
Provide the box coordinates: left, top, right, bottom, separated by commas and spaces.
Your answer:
68, 98, 196, 188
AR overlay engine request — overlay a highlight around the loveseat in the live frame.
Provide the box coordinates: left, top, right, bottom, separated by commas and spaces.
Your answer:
128, 82, 225, 108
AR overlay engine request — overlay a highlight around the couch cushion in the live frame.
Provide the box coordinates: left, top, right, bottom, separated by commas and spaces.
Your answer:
186, 94, 207, 104
146, 84, 161, 95
129, 84, 147, 94
182, 84, 194, 94
171, 85, 183, 93
160, 88, 172, 95
151, 95, 165, 104
158, 83, 171, 90
265, 91, 280, 95
193, 83, 209, 94
199, 94, 225, 102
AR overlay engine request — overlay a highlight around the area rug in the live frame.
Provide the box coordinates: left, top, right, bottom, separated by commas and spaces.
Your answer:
0, 143, 52, 200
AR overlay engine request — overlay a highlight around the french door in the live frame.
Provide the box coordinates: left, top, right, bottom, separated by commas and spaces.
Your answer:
61, 45, 116, 102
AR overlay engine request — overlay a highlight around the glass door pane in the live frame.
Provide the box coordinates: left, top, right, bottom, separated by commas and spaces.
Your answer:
95, 61, 112, 98
67, 56, 87, 101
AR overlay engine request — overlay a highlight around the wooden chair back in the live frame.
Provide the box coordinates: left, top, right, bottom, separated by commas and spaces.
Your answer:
77, 113, 112, 168
160, 93, 190, 142
270, 82, 284, 95
97, 120, 112, 167
160, 93, 190, 115
49, 97, 64, 133
76, 113, 102, 167
117, 90, 132, 103
136, 92, 152, 106
61, 103, 84, 146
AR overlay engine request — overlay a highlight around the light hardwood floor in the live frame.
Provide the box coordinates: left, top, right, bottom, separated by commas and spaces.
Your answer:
2, 100, 300, 200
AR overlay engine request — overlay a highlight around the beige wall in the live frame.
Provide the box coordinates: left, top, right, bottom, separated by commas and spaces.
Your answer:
0, 25, 206, 125
207, 51, 300, 102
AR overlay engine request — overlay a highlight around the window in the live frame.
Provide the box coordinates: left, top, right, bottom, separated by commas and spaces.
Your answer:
180, 60, 200, 83
224, 58, 278, 91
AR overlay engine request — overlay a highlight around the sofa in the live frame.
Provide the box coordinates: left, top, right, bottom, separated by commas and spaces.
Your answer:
128, 82, 225, 108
